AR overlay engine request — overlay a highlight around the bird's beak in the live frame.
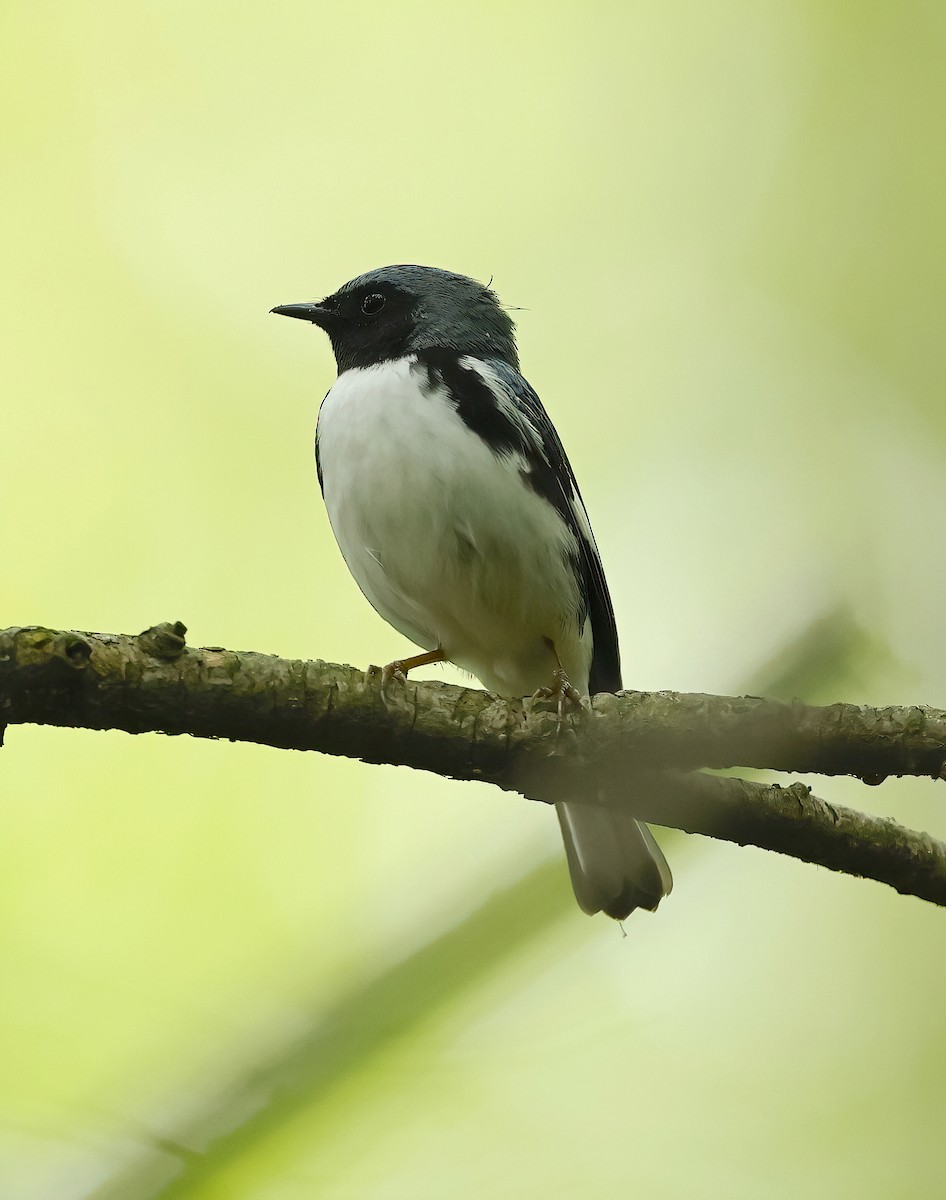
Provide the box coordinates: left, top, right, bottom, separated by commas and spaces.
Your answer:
270, 302, 334, 327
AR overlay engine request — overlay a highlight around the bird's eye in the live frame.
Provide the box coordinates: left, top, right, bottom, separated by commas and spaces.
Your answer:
361, 293, 386, 315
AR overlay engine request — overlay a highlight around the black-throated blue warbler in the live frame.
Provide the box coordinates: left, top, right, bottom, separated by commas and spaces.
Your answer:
273, 265, 671, 919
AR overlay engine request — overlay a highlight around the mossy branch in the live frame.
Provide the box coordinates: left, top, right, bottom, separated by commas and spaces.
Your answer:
2, 622, 945, 907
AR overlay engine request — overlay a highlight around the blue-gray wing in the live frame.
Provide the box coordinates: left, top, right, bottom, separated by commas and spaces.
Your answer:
416, 350, 622, 694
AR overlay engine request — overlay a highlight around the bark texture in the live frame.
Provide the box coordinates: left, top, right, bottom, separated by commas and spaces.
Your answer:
2, 623, 945, 906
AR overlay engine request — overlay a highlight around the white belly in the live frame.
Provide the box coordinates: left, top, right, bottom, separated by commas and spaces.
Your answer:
315, 358, 592, 696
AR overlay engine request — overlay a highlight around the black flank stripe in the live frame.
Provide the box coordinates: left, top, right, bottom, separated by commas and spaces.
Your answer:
416, 348, 622, 694
418, 349, 574, 526
419, 349, 524, 457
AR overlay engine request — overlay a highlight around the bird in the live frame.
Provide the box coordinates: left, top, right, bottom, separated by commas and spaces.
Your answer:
272, 265, 672, 919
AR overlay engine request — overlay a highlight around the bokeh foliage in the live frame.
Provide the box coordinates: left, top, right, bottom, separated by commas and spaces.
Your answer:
2, 3, 945, 1197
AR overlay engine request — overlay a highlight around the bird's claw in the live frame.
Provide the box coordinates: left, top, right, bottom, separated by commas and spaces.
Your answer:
380, 660, 409, 703
532, 668, 582, 721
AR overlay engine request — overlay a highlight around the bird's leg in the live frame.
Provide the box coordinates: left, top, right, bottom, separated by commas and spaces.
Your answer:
532, 638, 583, 719
380, 648, 447, 697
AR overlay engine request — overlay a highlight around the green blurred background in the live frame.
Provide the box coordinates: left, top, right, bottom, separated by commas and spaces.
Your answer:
3, 2, 946, 1196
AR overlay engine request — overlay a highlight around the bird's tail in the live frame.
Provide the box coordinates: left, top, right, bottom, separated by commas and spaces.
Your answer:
555, 800, 672, 919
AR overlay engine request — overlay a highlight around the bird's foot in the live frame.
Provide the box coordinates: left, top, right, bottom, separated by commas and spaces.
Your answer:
532, 667, 583, 721
380, 659, 409, 701
378, 648, 448, 704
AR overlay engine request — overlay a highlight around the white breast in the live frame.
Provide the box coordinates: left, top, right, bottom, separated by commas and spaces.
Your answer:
315, 357, 592, 696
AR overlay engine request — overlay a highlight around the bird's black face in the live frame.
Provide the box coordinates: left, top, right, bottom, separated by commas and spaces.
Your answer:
272, 281, 417, 373
273, 265, 520, 373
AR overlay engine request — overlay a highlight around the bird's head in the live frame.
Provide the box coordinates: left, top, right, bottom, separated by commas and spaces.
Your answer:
272, 264, 518, 373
